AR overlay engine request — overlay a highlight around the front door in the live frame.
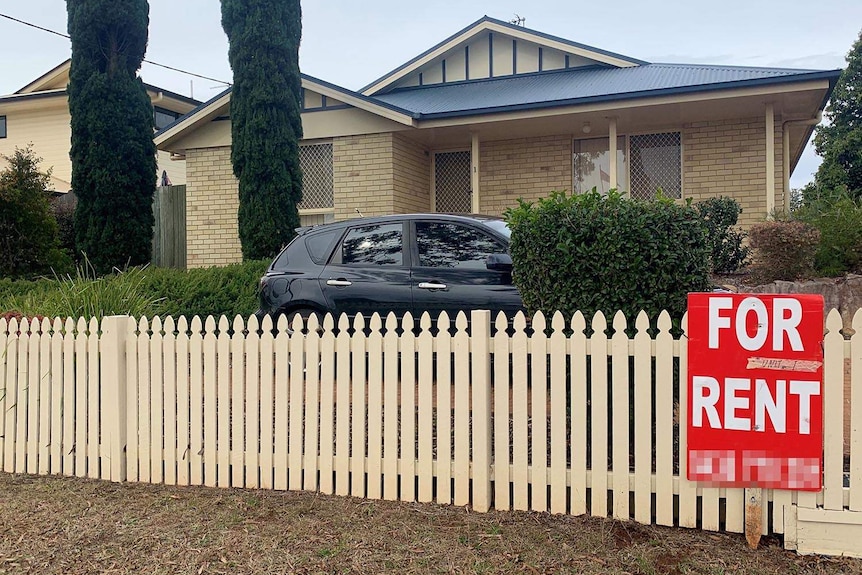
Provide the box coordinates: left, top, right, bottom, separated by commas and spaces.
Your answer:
434, 151, 472, 213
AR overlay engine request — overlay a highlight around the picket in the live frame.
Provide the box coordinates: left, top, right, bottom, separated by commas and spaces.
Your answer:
570, 312, 588, 516
511, 312, 529, 511
417, 313, 434, 503
453, 312, 470, 507
367, 314, 384, 500
611, 311, 630, 520
549, 312, 567, 515
530, 312, 549, 513
590, 312, 609, 518
189, 317, 204, 486
152, 317, 166, 485
216, 317, 231, 488
493, 312, 512, 511
176, 317, 190, 486
258, 315, 274, 490
823, 310, 844, 511
163, 317, 178, 486
317, 314, 335, 495
852, 310, 862, 512
654, 312, 675, 527
351, 314, 368, 498
435, 312, 453, 505
87, 318, 100, 479
233, 316, 248, 489
289, 315, 306, 492
274, 315, 291, 491
633, 312, 652, 525
301, 314, 319, 492
202, 317, 217, 487
50, 319, 63, 476
62, 318, 75, 477
38, 319, 51, 475
27, 319, 39, 475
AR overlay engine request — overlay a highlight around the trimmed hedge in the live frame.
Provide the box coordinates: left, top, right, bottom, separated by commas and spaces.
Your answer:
748, 221, 820, 283
504, 190, 711, 324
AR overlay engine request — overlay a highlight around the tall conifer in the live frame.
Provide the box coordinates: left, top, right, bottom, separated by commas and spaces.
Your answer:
222, 0, 304, 260
67, 0, 157, 272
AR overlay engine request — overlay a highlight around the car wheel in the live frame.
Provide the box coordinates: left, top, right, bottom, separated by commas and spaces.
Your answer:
285, 307, 322, 333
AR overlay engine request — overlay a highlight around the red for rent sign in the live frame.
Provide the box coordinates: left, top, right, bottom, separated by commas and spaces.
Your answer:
687, 293, 824, 491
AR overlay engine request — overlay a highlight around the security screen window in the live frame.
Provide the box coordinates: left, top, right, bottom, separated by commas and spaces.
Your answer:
573, 132, 682, 199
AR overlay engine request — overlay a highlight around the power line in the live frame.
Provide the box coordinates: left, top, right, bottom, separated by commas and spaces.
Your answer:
0, 12, 231, 86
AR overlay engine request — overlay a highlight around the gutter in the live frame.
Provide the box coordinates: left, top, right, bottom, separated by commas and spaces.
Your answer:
782, 111, 822, 212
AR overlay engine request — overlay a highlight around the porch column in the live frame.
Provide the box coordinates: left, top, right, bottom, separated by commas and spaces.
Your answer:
471, 132, 481, 213
765, 103, 775, 218
608, 117, 618, 191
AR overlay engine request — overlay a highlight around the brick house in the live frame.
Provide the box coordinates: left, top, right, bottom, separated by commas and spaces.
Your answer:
154, 16, 841, 268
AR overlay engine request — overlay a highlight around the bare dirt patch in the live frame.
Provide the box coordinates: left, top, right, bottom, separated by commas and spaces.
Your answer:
1, 473, 861, 574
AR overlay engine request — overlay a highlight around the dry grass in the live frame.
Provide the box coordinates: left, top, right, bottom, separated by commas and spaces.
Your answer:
1, 473, 861, 575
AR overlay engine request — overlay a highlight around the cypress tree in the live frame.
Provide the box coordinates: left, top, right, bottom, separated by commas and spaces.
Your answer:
221, 0, 304, 261
67, 0, 157, 272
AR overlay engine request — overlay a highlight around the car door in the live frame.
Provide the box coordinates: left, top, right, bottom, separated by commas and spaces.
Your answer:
319, 221, 413, 320
410, 219, 523, 321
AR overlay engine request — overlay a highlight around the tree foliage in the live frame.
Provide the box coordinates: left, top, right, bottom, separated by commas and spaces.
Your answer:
221, 0, 304, 261
67, 0, 157, 273
0, 146, 72, 279
809, 28, 862, 201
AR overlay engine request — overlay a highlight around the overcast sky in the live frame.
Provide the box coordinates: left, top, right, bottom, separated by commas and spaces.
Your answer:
1, 0, 860, 188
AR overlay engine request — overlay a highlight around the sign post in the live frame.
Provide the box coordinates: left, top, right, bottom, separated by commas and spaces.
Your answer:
687, 293, 824, 548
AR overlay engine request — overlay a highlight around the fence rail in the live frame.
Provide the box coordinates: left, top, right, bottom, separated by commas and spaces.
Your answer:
0, 309, 857, 540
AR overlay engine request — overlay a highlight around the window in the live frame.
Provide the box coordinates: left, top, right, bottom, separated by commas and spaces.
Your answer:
573, 132, 681, 199
154, 107, 181, 130
305, 229, 341, 264
336, 223, 402, 266
0, 116, 6, 139
298, 143, 334, 211
416, 222, 503, 269
573, 137, 626, 195
629, 133, 682, 200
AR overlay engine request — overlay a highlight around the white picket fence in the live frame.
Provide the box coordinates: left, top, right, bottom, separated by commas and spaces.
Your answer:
0, 309, 858, 542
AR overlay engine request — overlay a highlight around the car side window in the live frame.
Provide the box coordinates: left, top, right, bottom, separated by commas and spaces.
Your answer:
305, 229, 341, 264
333, 223, 403, 266
416, 221, 504, 269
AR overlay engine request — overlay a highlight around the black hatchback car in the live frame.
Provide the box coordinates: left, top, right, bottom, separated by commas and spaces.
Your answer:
256, 214, 525, 323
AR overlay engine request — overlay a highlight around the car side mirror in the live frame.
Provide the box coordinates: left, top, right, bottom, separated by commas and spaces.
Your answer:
486, 253, 513, 272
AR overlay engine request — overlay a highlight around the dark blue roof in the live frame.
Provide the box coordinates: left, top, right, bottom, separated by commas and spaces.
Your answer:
372, 63, 842, 119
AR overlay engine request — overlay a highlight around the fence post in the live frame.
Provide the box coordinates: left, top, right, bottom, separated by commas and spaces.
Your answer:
471, 310, 492, 512
101, 315, 130, 482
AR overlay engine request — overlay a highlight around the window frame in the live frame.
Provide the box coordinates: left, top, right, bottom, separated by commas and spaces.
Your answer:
572, 130, 684, 200
0, 115, 6, 139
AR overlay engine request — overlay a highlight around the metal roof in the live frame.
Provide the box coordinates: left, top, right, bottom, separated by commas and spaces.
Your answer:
372, 63, 842, 119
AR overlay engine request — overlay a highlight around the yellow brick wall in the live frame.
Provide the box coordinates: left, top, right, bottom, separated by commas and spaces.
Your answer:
683, 116, 784, 229
185, 146, 242, 268
478, 135, 573, 215
333, 133, 396, 220
392, 133, 431, 213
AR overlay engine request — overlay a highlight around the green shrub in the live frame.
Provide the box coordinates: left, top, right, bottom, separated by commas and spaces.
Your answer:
794, 191, 862, 276
0, 146, 73, 279
0, 259, 270, 321
142, 260, 269, 319
694, 196, 749, 274
1, 259, 160, 320
504, 189, 711, 324
748, 221, 820, 283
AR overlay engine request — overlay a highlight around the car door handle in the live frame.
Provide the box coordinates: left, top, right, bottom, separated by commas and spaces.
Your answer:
418, 282, 447, 290
326, 279, 352, 287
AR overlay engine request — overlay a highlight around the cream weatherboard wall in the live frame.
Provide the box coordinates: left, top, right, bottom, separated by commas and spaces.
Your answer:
0, 102, 187, 190
0, 100, 73, 189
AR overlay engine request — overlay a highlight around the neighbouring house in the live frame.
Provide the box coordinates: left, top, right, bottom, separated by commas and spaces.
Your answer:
0, 59, 200, 193
154, 16, 842, 269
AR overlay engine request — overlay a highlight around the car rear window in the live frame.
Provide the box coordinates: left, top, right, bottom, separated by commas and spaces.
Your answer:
305, 229, 340, 264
